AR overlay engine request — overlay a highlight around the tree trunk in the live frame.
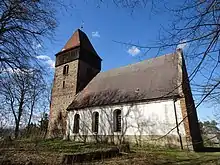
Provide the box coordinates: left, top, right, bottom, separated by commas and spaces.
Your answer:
14, 121, 20, 139
14, 93, 24, 139
27, 98, 35, 136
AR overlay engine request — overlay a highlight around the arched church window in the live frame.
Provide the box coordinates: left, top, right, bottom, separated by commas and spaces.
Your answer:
113, 109, 121, 132
73, 114, 80, 133
63, 65, 69, 75
92, 112, 99, 133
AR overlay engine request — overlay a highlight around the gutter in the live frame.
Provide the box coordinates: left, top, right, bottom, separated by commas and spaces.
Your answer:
173, 98, 183, 150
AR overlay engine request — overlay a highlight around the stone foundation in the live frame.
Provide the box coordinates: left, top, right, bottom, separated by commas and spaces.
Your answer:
67, 134, 190, 150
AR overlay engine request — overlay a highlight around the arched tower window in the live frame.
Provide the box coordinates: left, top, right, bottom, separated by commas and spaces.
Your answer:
113, 109, 121, 132
73, 114, 80, 133
58, 112, 62, 121
62, 81, 65, 88
63, 65, 69, 75
92, 112, 99, 133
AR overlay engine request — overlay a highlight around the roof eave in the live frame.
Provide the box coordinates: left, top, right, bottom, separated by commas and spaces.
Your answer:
55, 45, 80, 56
67, 94, 182, 111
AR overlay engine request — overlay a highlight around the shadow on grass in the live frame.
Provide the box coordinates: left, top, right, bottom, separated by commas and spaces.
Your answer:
198, 147, 220, 152
157, 156, 220, 165
0, 138, 116, 154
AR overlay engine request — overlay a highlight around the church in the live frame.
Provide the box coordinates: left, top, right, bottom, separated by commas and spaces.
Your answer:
48, 29, 203, 151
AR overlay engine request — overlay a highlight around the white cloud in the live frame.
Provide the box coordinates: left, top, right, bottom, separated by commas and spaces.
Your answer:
92, 31, 100, 38
127, 46, 141, 56
36, 55, 51, 60
46, 59, 55, 68
177, 40, 187, 50
33, 42, 42, 50
36, 55, 55, 68
2, 68, 34, 74
35, 43, 42, 49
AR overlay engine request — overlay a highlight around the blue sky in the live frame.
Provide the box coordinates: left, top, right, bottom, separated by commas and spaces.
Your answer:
39, 1, 216, 121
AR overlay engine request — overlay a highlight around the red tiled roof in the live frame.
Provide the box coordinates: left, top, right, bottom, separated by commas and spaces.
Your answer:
60, 29, 100, 59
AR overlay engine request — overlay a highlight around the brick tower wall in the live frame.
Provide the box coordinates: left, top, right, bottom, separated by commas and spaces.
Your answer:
48, 60, 79, 138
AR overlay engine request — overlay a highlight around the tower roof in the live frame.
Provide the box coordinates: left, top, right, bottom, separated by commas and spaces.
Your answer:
60, 29, 100, 59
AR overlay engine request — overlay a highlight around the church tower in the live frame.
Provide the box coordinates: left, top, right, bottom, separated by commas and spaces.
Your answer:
48, 29, 102, 137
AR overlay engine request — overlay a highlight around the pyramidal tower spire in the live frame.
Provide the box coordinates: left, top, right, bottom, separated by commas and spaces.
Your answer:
60, 29, 100, 58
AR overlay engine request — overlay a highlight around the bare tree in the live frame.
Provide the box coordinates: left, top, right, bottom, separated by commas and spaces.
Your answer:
0, 0, 71, 139
0, 0, 65, 73
1, 72, 29, 138
95, 0, 220, 104
157, 1, 220, 103
0, 69, 46, 138
25, 70, 47, 135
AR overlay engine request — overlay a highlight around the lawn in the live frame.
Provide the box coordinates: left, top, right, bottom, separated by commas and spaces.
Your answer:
0, 139, 220, 165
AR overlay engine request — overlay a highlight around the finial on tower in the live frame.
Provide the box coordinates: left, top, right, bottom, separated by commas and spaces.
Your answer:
80, 21, 84, 30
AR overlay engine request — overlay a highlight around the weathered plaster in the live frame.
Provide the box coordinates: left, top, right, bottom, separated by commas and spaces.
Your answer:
66, 99, 187, 148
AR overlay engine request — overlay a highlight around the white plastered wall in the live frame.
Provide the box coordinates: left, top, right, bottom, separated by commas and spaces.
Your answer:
66, 99, 186, 139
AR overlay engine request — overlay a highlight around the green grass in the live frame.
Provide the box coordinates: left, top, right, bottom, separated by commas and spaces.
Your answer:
128, 147, 220, 165
36, 138, 115, 153
102, 149, 220, 165
1, 139, 220, 164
